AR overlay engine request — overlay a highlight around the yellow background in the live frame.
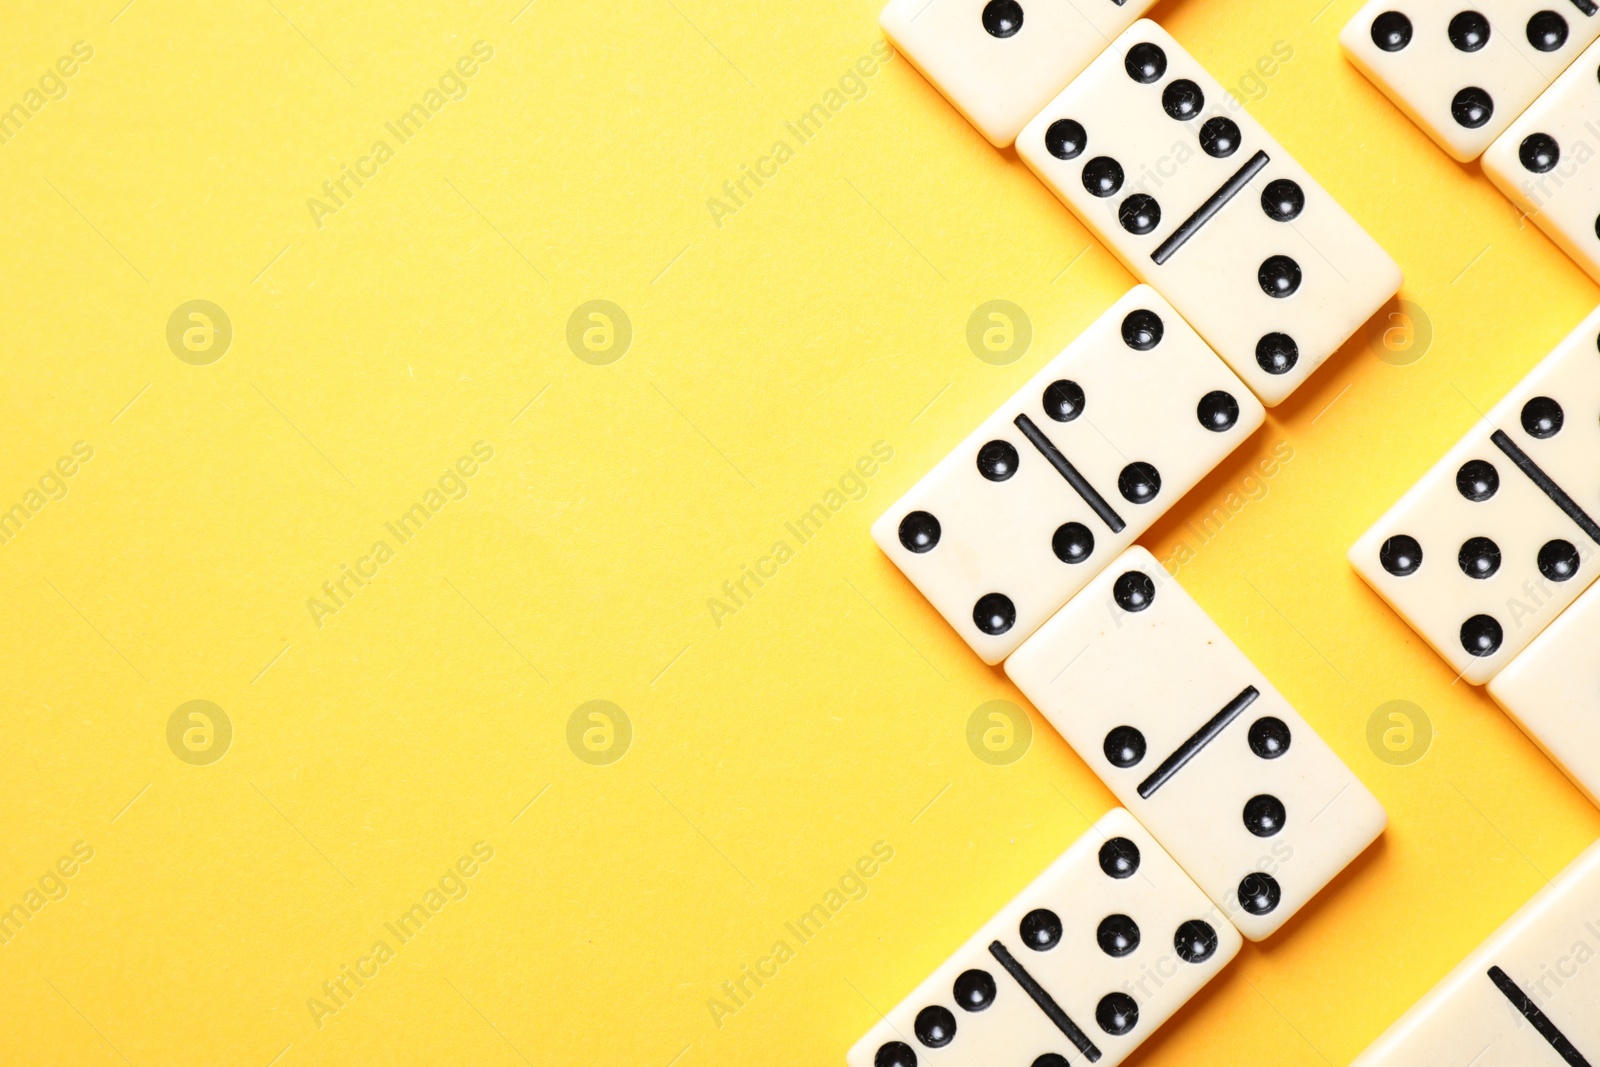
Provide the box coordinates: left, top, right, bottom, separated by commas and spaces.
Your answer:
3, 0, 1598, 1063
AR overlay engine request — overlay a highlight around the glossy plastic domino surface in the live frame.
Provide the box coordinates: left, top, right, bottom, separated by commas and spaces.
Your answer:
1018, 20, 1401, 405
846, 808, 1241, 1067
1484, 35, 1600, 285
1007, 546, 1387, 940
879, 0, 1157, 146
1341, 0, 1600, 161
1350, 305, 1600, 684
872, 285, 1262, 663
1353, 838, 1600, 1065
1489, 576, 1600, 806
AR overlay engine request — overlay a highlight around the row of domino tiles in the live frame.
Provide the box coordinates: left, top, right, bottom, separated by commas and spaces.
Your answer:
852, 534, 1389, 1066
1317, 20, 1600, 1065
857, 2, 1600, 1064
881, 4, 1403, 409
1345, 0, 1600, 285
856, 812, 1600, 1065
868, 5, 1395, 1031
1339, 24, 1600, 1016
858, 288, 1600, 1065
1345, 317, 1600, 1060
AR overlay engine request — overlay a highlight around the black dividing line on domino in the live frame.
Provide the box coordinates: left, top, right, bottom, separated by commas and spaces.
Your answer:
1486, 966, 1592, 1066
1151, 150, 1270, 266
988, 941, 1103, 1062
1138, 686, 1260, 799
1570, 0, 1597, 19
1013, 414, 1127, 533
1491, 430, 1600, 545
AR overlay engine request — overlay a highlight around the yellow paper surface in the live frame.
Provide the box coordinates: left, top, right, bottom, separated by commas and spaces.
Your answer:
3, 0, 1598, 1063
